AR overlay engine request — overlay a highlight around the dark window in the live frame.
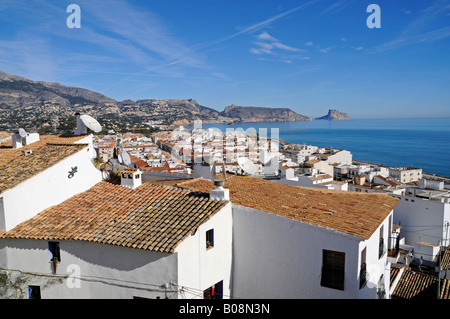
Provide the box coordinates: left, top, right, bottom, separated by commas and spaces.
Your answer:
28, 286, 41, 299
206, 229, 214, 249
379, 226, 386, 259
321, 250, 345, 291
203, 280, 223, 299
48, 241, 61, 262
360, 247, 367, 289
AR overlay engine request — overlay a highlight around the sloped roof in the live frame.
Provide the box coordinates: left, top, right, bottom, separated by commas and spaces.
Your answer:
392, 268, 450, 299
150, 175, 399, 240
0, 134, 90, 194
0, 181, 227, 253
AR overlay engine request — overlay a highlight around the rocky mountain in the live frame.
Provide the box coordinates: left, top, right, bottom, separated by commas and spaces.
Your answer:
0, 70, 118, 112
316, 109, 350, 120
221, 104, 310, 122
0, 70, 317, 132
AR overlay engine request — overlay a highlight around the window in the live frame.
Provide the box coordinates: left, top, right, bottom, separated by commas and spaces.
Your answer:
379, 226, 386, 259
206, 229, 214, 249
360, 247, 367, 289
48, 241, 61, 262
28, 286, 41, 299
49, 241, 61, 274
321, 250, 345, 291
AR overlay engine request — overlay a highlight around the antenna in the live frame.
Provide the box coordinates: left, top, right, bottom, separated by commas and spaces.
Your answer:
237, 157, 258, 176
222, 157, 227, 180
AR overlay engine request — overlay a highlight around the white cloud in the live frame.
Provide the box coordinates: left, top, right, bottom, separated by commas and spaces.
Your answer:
251, 31, 304, 58
272, 42, 304, 52
257, 31, 279, 42
373, 1, 450, 53
253, 41, 274, 50
318, 47, 333, 53
305, 41, 314, 46
250, 31, 311, 63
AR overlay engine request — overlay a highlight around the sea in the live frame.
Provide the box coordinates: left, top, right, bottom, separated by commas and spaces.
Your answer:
186, 117, 450, 178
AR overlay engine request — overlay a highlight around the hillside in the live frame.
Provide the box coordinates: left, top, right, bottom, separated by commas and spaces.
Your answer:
0, 70, 316, 132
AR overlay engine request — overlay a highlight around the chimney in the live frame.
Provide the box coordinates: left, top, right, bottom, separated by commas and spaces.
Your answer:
120, 168, 142, 189
74, 112, 87, 135
12, 130, 40, 149
210, 179, 230, 201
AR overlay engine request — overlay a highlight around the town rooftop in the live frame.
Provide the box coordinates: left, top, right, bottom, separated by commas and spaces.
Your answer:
151, 175, 399, 240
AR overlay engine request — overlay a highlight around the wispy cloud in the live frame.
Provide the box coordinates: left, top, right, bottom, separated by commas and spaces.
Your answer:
250, 31, 307, 63
206, 0, 322, 47
373, 0, 450, 53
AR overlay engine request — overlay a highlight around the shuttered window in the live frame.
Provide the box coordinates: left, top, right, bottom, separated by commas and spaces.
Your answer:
321, 250, 345, 291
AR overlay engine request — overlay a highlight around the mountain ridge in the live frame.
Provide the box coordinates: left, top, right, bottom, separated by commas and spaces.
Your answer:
0, 70, 347, 130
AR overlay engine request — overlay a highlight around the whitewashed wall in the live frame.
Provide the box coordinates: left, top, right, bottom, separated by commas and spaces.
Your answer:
392, 195, 447, 246
0, 146, 102, 231
0, 202, 232, 299
357, 212, 393, 299
231, 204, 392, 299
176, 203, 233, 299
0, 239, 178, 299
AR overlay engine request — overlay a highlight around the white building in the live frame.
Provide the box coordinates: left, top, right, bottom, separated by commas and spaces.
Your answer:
389, 167, 423, 183
0, 133, 102, 231
161, 175, 399, 299
389, 179, 450, 262
0, 177, 232, 299
312, 148, 353, 166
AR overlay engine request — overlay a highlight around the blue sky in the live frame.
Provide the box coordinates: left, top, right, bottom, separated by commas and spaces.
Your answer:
0, 0, 449, 118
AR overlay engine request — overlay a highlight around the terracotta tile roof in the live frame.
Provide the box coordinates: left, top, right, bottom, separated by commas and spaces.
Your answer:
390, 263, 403, 289
151, 175, 399, 240
0, 134, 89, 194
436, 246, 450, 270
392, 268, 450, 299
0, 182, 227, 253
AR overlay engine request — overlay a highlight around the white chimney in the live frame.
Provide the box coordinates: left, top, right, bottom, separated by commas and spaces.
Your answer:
74, 112, 87, 135
210, 179, 229, 201
12, 130, 40, 149
121, 168, 142, 189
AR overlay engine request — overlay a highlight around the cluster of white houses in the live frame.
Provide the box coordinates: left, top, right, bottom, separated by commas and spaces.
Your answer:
0, 127, 449, 299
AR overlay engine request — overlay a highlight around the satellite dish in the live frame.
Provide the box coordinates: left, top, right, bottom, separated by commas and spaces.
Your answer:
99, 161, 114, 180
80, 114, 102, 133
18, 128, 27, 138
237, 157, 258, 176
121, 151, 132, 166
118, 154, 123, 164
